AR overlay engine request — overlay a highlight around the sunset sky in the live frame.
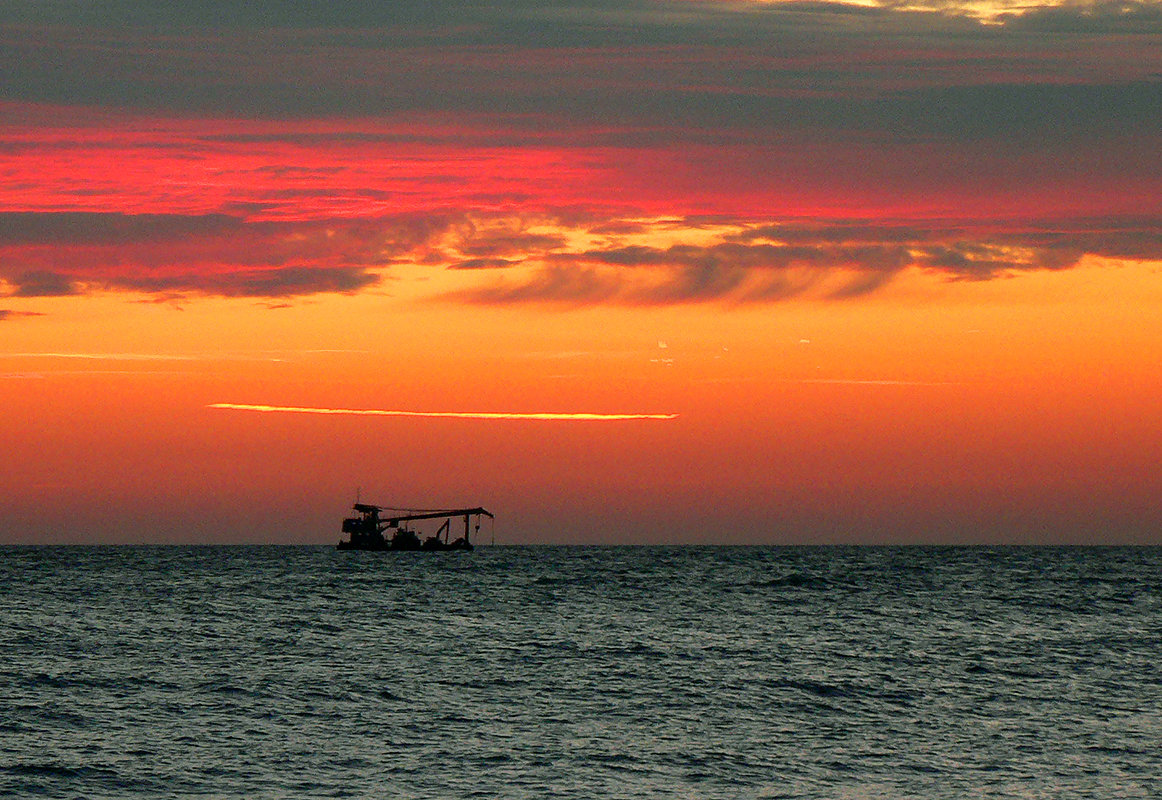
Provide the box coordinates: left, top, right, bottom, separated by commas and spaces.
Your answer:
3, 0, 1161, 544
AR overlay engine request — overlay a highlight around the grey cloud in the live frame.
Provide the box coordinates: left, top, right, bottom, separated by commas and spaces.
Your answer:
894, 81, 1162, 142
1002, 1, 1162, 32
560, 242, 914, 272
739, 272, 829, 302
4, 209, 1160, 305
0, 309, 45, 320
913, 244, 1024, 277
459, 239, 917, 306
731, 224, 938, 244
738, 217, 1162, 272
449, 258, 522, 270
629, 264, 750, 304
825, 271, 898, 299
913, 242, 1085, 278
8, 271, 81, 297
0, 209, 570, 300
0, 1, 918, 37
458, 233, 567, 258
733, 218, 1162, 264
2, 0, 1159, 148
108, 266, 380, 298
0, 208, 460, 260
587, 220, 654, 236
463, 265, 621, 305
455, 214, 1162, 305
0, 212, 243, 245
0, 211, 462, 300
998, 223, 1162, 262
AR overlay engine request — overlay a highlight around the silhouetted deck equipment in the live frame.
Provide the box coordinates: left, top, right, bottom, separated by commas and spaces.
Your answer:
337, 503, 492, 551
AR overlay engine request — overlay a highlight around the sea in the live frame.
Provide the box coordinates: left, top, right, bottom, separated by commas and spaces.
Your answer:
1, 545, 1159, 799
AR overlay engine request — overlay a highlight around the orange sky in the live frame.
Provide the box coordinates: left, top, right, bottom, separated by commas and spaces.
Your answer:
4, 256, 1161, 544
3, 1, 1162, 543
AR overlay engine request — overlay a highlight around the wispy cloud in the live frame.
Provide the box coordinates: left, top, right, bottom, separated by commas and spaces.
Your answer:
451, 215, 1162, 305
2, 352, 284, 362
208, 402, 678, 421
2, 370, 188, 377
0, 309, 44, 321
783, 378, 962, 386
2, 352, 202, 361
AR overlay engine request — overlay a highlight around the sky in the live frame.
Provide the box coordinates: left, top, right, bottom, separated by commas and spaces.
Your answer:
2, 0, 1162, 544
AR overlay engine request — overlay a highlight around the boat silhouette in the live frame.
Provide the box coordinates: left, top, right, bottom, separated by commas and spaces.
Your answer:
337, 503, 492, 551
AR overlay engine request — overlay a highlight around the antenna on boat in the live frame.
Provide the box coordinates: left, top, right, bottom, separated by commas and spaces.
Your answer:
355, 486, 361, 505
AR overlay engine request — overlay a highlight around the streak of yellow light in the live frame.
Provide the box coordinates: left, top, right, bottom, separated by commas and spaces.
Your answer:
207, 402, 678, 421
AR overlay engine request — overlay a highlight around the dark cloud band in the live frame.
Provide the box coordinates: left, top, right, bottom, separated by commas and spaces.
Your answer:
3, 210, 1160, 304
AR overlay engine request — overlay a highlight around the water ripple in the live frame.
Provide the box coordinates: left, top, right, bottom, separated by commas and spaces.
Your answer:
1, 545, 1160, 799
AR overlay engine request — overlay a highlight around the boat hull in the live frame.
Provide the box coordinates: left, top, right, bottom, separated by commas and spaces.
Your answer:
337, 536, 473, 552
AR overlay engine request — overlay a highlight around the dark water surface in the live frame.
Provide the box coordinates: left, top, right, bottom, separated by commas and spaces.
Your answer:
2, 546, 1160, 799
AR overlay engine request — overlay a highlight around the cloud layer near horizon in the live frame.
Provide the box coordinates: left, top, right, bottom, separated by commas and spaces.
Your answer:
2, 210, 1160, 304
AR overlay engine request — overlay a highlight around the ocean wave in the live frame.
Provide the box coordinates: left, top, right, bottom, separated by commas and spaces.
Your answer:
4, 545, 1160, 799
744, 573, 831, 590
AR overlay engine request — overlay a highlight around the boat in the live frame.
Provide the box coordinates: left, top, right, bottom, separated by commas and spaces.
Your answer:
337, 503, 493, 551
